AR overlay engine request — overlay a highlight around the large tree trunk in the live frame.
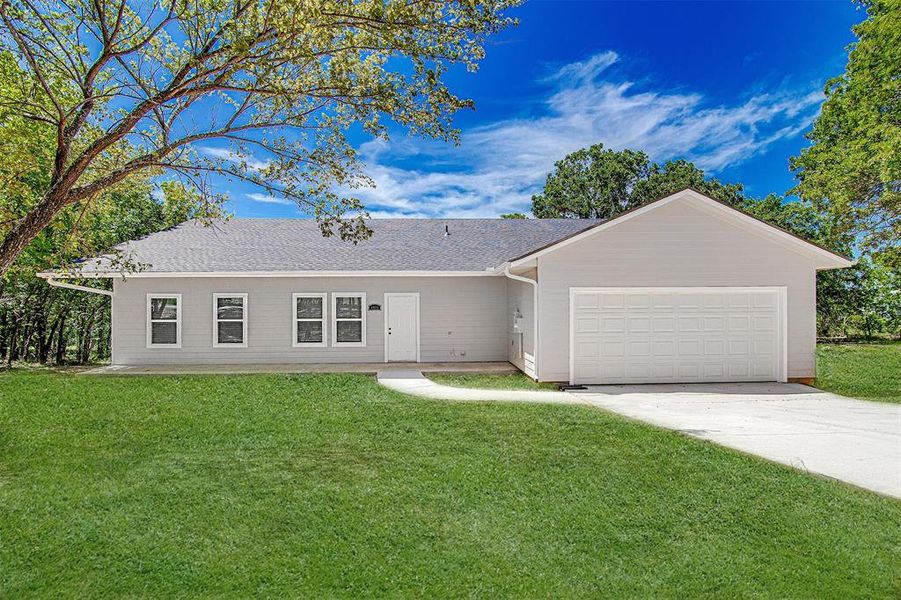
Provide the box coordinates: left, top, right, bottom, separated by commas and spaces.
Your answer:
0, 193, 70, 275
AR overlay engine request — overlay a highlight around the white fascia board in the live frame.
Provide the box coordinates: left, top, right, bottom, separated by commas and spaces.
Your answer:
38, 269, 503, 279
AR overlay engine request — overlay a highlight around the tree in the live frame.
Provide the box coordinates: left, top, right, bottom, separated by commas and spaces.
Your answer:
632, 159, 746, 207
500, 212, 526, 219
532, 144, 650, 219
532, 144, 747, 219
0, 0, 517, 274
791, 0, 900, 266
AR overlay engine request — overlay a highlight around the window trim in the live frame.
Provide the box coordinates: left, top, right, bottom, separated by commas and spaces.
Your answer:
212, 293, 248, 348
293, 292, 327, 348
146, 293, 182, 349
331, 292, 366, 347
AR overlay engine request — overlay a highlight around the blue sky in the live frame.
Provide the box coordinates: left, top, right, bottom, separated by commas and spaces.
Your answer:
223, 1, 863, 219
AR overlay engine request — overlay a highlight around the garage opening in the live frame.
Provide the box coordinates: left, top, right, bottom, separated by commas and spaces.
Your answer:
569, 287, 786, 385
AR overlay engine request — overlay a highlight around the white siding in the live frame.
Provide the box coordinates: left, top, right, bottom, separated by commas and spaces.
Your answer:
537, 199, 817, 381
112, 276, 506, 364
505, 274, 535, 372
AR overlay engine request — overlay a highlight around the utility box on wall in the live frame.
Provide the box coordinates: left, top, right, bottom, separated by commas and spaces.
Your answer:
512, 309, 524, 333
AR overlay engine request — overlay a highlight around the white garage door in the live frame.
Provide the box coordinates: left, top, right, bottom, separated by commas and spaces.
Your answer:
570, 287, 785, 385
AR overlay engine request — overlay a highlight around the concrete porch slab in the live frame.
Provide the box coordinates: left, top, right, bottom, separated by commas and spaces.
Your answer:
80, 361, 519, 376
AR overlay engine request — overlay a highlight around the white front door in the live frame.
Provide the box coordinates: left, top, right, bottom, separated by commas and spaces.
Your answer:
570, 287, 786, 385
385, 293, 419, 362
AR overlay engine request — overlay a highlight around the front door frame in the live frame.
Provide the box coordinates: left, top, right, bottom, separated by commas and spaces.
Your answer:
384, 292, 421, 363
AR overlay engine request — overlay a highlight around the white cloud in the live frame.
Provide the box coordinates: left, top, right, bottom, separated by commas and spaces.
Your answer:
246, 192, 293, 205
202, 146, 271, 172
348, 50, 823, 218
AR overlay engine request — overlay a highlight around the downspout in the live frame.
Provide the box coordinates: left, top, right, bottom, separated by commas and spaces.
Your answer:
503, 264, 539, 380
40, 275, 114, 297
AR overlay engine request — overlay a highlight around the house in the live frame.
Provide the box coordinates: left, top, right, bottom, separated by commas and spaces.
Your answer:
39, 188, 852, 384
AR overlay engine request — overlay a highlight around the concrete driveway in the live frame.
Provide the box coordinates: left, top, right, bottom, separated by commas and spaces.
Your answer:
572, 383, 901, 499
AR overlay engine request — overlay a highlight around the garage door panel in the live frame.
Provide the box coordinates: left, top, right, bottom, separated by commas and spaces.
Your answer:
628, 340, 651, 356
627, 317, 651, 332
704, 340, 726, 354
678, 317, 701, 331
652, 317, 675, 332
575, 340, 600, 358
571, 288, 783, 384
626, 294, 650, 308
575, 316, 599, 334
653, 340, 674, 356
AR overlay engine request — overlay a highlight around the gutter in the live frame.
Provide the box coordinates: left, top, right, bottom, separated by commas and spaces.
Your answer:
38, 274, 114, 297
502, 264, 539, 380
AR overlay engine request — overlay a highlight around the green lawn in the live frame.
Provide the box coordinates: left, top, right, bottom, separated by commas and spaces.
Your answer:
1, 372, 899, 597
428, 371, 558, 390
816, 342, 901, 403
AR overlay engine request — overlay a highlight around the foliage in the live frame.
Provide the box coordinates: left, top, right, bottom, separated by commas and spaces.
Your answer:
0, 0, 519, 273
531, 144, 650, 218
632, 159, 745, 207
500, 212, 526, 219
1, 371, 899, 596
0, 180, 202, 365
0, 46, 225, 365
817, 257, 901, 339
531, 144, 746, 219
816, 342, 901, 404
790, 0, 901, 265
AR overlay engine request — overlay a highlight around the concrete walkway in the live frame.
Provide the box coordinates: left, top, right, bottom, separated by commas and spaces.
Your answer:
376, 370, 583, 405
377, 373, 901, 499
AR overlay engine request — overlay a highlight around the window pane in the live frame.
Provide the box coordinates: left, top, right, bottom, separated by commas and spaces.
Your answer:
217, 321, 244, 344
150, 297, 177, 320
336, 320, 362, 343
217, 297, 244, 320
335, 296, 362, 319
296, 297, 323, 319
151, 321, 177, 344
297, 321, 323, 343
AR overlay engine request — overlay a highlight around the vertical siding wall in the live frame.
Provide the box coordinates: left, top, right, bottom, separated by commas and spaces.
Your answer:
505, 275, 535, 372
536, 199, 818, 382
113, 276, 507, 365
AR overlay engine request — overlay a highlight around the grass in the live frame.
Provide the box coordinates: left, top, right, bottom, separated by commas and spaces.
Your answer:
427, 371, 558, 391
816, 342, 901, 403
430, 344, 901, 405
1, 371, 899, 598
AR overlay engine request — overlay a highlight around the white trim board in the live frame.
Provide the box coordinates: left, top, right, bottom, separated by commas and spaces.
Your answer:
568, 286, 788, 385
383, 292, 421, 363
38, 269, 502, 279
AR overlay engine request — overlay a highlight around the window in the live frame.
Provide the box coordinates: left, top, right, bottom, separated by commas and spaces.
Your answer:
332, 293, 366, 347
147, 294, 181, 348
213, 293, 247, 347
294, 293, 327, 347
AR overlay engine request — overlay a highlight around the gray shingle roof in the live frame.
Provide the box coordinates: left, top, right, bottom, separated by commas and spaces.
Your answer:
73, 218, 598, 273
